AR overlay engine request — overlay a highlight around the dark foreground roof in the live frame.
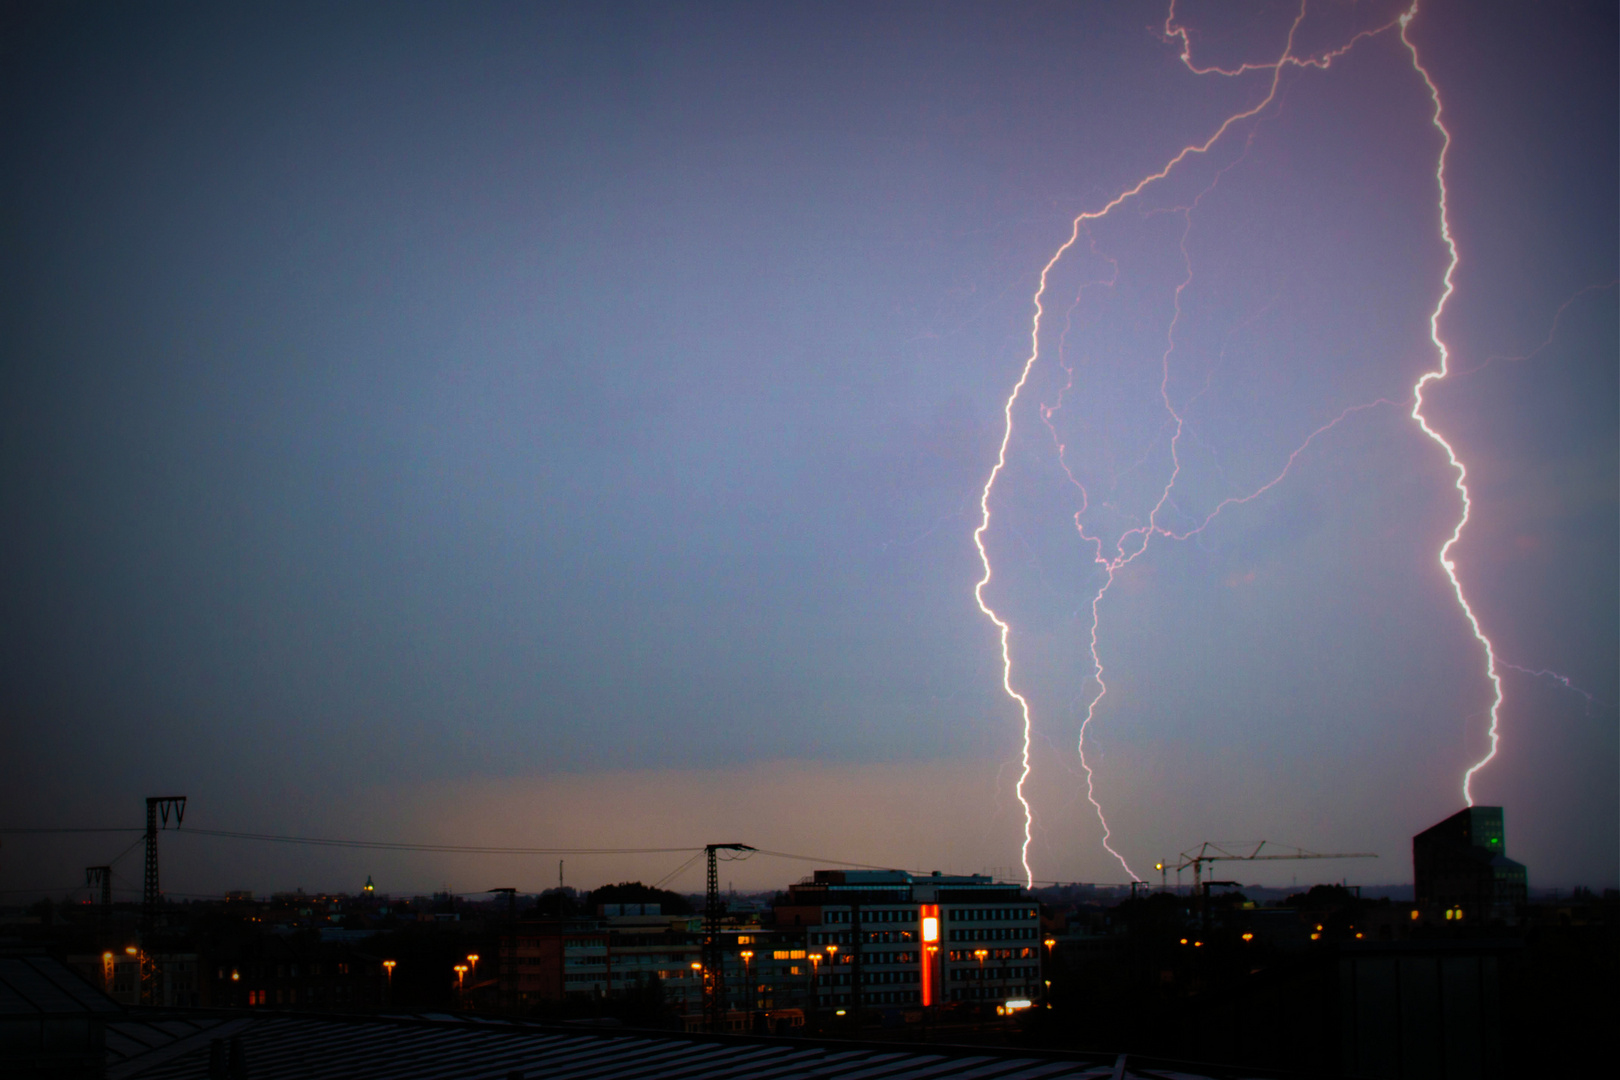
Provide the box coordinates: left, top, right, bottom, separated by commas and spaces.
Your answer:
105, 1012, 1276, 1080
0, 954, 124, 1017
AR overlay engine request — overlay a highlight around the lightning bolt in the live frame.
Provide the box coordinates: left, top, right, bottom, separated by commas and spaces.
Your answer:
1501, 664, 1606, 713
1458, 279, 1619, 377
1396, 8, 1510, 807
974, 0, 1495, 884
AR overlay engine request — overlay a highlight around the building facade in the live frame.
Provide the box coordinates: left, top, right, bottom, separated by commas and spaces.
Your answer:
498, 910, 704, 1008
782, 870, 1043, 1010
497, 873, 1045, 1024
1412, 805, 1528, 921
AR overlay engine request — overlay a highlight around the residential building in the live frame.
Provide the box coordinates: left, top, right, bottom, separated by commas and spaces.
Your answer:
498, 910, 703, 1007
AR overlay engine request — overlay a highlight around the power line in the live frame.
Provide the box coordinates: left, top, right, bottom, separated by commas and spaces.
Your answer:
9, 822, 939, 881
750, 848, 912, 872
651, 850, 707, 890
108, 836, 147, 864
180, 828, 704, 856
0, 835, 142, 841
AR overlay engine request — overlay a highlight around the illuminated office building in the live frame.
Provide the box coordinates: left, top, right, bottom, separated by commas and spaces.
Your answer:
778, 870, 1042, 1009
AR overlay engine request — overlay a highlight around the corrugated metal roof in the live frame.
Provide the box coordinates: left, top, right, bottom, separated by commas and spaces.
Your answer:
0, 955, 124, 1016
102, 1012, 1274, 1080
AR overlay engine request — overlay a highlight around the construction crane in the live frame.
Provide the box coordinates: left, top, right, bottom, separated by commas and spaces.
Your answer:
1171, 841, 1377, 897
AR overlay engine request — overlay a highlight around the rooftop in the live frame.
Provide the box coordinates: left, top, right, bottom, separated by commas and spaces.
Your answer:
101, 1011, 1277, 1080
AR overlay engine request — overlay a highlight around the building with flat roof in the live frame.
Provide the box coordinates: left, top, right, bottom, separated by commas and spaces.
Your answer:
498, 912, 703, 1008
498, 869, 1045, 1027
1412, 806, 1528, 921
782, 870, 1043, 1011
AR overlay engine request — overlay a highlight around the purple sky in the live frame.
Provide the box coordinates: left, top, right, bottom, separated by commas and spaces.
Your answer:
2, 0, 1614, 899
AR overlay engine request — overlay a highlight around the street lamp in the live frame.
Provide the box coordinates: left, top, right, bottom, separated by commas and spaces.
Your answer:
825, 944, 838, 1011
454, 963, 468, 1005
690, 961, 702, 1025
739, 950, 754, 1023
808, 951, 822, 1019
974, 948, 988, 1003
383, 960, 396, 1005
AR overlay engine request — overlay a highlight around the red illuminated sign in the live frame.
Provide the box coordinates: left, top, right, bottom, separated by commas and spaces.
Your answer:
919, 904, 939, 1006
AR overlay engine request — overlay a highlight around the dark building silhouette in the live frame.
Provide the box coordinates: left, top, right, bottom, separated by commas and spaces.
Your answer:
1413, 806, 1527, 920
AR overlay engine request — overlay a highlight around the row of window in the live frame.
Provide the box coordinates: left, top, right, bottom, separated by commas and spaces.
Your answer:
810, 928, 1040, 947
809, 930, 917, 946
220, 962, 353, 980
949, 985, 1037, 1001
820, 906, 1037, 925
948, 927, 1034, 942
947, 947, 1034, 962
564, 971, 694, 985
817, 970, 919, 987
243, 985, 364, 1005
949, 966, 1036, 981
952, 908, 1037, 922
564, 955, 680, 967
820, 990, 922, 1006
821, 909, 915, 924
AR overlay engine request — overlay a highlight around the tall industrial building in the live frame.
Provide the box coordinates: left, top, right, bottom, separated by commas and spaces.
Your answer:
1412, 805, 1528, 920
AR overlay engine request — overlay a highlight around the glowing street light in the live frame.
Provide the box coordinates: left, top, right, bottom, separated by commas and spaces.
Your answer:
383, 959, 396, 1004
825, 944, 841, 1012
740, 950, 754, 1016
